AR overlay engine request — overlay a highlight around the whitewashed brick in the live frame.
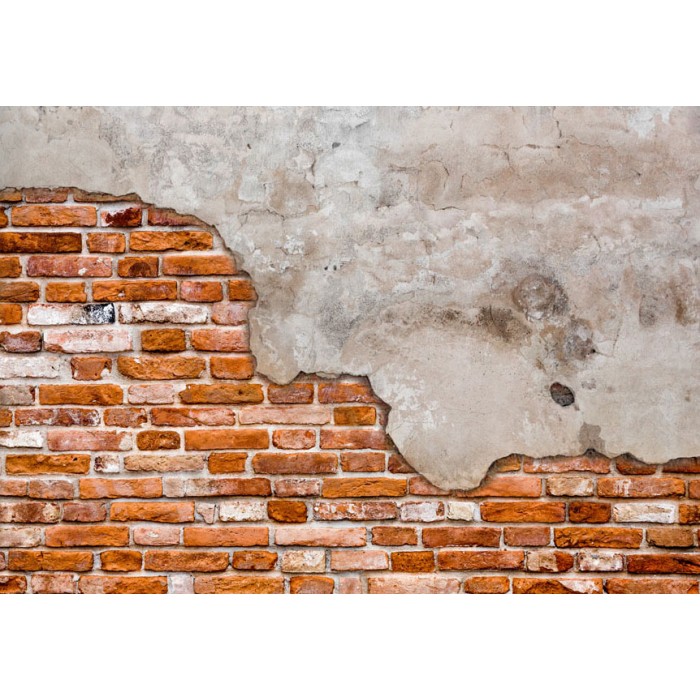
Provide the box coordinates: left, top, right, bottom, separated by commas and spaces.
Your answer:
219, 500, 267, 522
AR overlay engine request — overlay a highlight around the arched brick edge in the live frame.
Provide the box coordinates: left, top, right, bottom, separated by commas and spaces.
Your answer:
0, 187, 698, 594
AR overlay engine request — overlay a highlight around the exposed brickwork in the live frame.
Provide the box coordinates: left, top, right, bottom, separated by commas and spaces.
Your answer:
0, 188, 698, 593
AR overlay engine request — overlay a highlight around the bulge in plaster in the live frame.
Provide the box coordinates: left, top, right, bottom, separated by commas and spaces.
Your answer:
1, 106, 699, 490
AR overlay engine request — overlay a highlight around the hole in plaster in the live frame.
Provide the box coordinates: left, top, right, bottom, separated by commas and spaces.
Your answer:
550, 382, 575, 407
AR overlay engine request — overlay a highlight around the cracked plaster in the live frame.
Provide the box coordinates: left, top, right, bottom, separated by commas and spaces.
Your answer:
1, 106, 698, 489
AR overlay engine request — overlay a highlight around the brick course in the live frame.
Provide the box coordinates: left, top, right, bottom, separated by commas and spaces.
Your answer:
0, 188, 698, 593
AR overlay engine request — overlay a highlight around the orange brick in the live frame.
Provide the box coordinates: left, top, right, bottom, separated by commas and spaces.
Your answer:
110, 502, 195, 523
464, 576, 510, 594
118, 256, 158, 277
646, 527, 694, 548
480, 502, 565, 523
422, 527, 501, 548
45, 525, 129, 547
341, 452, 385, 472
228, 279, 257, 301
272, 429, 315, 449
597, 477, 685, 498
319, 382, 376, 403
79, 478, 162, 499
0, 576, 27, 593
70, 357, 112, 381
180, 281, 223, 301
680, 505, 700, 524
232, 551, 278, 570
290, 576, 334, 594
87, 233, 125, 253
208, 453, 247, 474
27, 255, 111, 277
12, 205, 96, 227
0, 257, 21, 277
117, 356, 205, 380
0, 304, 21, 324
151, 407, 236, 427
6, 454, 90, 475
321, 478, 406, 498
145, 551, 229, 572
437, 550, 525, 571
39, 384, 122, 405
130, 230, 213, 251
554, 527, 643, 548
320, 428, 388, 450
183, 527, 268, 547
93, 280, 177, 301
191, 329, 248, 352
210, 356, 255, 379
391, 551, 435, 572
334, 406, 376, 425
569, 501, 611, 523
141, 329, 186, 352
184, 429, 268, 450
626, 554, 700, 574
513, 578, 603, 594
100, 551, 143, 572
371, 526, 417, 546
179, 383, 263, 404
605, 578, 699, 594
503, 526, 550, 547
45, 282, 87, 302
267, 500, 307, 523
253, 453, 337, 474
0, 281, 40, 302
461, 476, 542, 498
104, 407, 147, 427
162, 254, 235, 275
147, 210, 204, 227
137, 430, 181, 450
78, 576, 167, 594
194, 575, 283, 594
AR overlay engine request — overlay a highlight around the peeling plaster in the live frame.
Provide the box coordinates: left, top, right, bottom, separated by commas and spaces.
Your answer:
1, 106, 699, 489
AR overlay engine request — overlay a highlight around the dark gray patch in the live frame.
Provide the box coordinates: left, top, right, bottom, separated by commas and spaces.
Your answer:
579, 423, 606, 454
561, 319, 596, 361
476, 306, 531, 343
82, 303, 115, 324
550, 382, 575, 407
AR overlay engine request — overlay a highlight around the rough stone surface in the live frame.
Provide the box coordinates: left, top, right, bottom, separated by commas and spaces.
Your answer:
1, 107, 699, 489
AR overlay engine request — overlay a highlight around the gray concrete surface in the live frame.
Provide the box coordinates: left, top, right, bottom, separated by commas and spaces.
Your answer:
1, 106, 698, 489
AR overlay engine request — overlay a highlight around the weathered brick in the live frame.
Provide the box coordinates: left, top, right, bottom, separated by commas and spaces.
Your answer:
679, 505, 700, 524
0, 429, 43, 447
105, 407, 147, 427
272, 429, 315, 450
78, 576, 167, 594
70, 357, 112, 381
319, 382, 376, 404
208, 453, 247, 473
211, 302, 248, 325
445, 501, 478, 521
0, 576, 28, 593
646, 527, 694, 548
0, 480, 28, 497
93, 280, 177, 301
391, 551, 435, 573
130, 230, 213, 251
27, 479, 74, 499
166, 478, 271, 497
480, 502, 566, 523
27, 255, 111, 277
117, 256, 158, 277
526, 550, 574, 573
314, 501, 397, 521
0, 502, 61, 523
62, 502, 107, 522
11, 205, 96, 227
183, 526, 269, 547
546, 476, 595, 497
191, 329, 248, 352
79, 478, 162, 499
626, 553, 700, 574
163, 254, 235, 275
110, 502, 194, 523
612, 503, 677, 523
462, 476, 542, 498
87, 233, 125, 253
124, 454, 206, 473
367, 575, 460, 594
47, 429, 132, 451
275, 527, 366, 547
605, 578, 699, 594
119, 302, 207, 324
128, 384, 175, 405
45, 525, 129, 547
598, 477, 685, 498
274, 478, 321, 497
513, 578, 603, 594
44, 328, 132, 353
371, 526, 417, 546
210, 356, 255, 380
6, 454, 90, 475
321, 478, 406, 498
0, 257, 21, 277
219, 501, 267, 522
554, 527, 643, 548
239, 406, 330, 425
184, 429, 268, 450
194, 575, 283, 594
180, 280, 223, 302
133, 526, 181, 546
400, 501, 444, 522
8, 550, 93, 572
267, 500, 307, 523
340, 452, 385, 472
0, 232, 82, 253
24, 188, 69, 203
228, 279, 257, 301
524, 453, 611, 474
137, 430, 181, 450
101, 207, 142, 227
0, 331, 41, 353
577, 551, 624, 572
232, 551, 278, 570
503, 526, 551, 546
28, 302, 116, 325
334, 406, 376, 425
463, 576, 510, 594
569, 501, 611, 523
320, 428, 388, 450
151, 407, 236, 427
145, 550, 228, 572
0, 281, 40, 301
422, 527, 501, 548
179, 383, 263, 404
331, 550, 388, 571
141, 329, 186, 352
39, 384, 122, 406
45, 282, 87, 302
613, 454, 658, 475
253, 453, 337, 475
281, 550, 326, 573
31, 574, 77, 594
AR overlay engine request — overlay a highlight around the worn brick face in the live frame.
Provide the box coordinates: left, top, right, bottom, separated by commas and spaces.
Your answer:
0, 189, 695, 593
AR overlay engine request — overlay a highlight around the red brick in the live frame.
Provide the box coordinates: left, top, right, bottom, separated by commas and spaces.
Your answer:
194, 575, 283, 594
27, 255, 111, 277
341, 452, 385, 472
646, 527, 694, 548
183, 527, 268, 547
614, 454, 657, 475
319, 382, 376, 403
145, 550, 228, 572
87, 233, 125, 253
272, 429, 315, 450
321, 478, 406, 498
208, 453, 247, 474
210, 356, 255, 379
117, 256, 158, 277
228, 279, 257, 301
179, 383, 263, 404
151, 407, 236, 427
605, 578, 699, 594
274, 478, 321, 498
391, 551, 435, 572
39, 384, 122, 406
78, 576, 167, 594
184, 429, 268, 451
79, 478, 162, 499
569, 501, 611, 523
70, 357, 112, 381
408, 476, 449, 496
6, 454, 90, 475
422, 527, 501, 548
110, 502, 194, 523
27, 480, 74, 499
253, 453, 337, 475
371, 526, 417, 546
275, 527, 366, 547
554, 527, 643, 548
133, 526, 181, 546
102, 207, 142, 227
12, 205, 96, 227
45, 282, 87, 302
320, 428, 388, 450
513, 578, 603, 594
180, 280, 223, 302
597, 477, 685, 498
662, 457, 700, 474
62, 502, 107, 522
626, 553, 700, 574
0, 232, 82, 253
146, 209, 204, 227
290, 576, 334, 594
0, 331, 41, 353
504, 526, 551, 547
104, 407, 147, 427
680, 505, 700, 524
162, 254, 235, 275
191, 329, 248, 352
130, 230, 213, 251
267, 500, 307, 523
438, 550, 524, 571
45, 525, 129, 547
0, 281, 40, 301
463, 576, 510, 594
100, 551, 143, 572
232, 551, 278, 570
93, 280, 177, 301
480, 502, 565, 523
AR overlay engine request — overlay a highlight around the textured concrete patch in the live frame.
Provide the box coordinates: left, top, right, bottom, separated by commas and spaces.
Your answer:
1, 106, 699, 489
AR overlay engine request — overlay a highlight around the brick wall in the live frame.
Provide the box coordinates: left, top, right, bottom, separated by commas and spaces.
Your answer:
0, 187, 698, 593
